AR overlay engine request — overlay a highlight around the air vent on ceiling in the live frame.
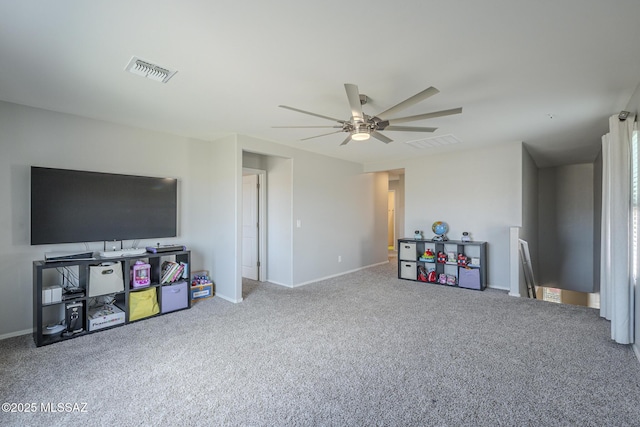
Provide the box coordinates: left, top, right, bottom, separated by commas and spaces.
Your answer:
405, 134, 461, 149
125, 56, 177, 83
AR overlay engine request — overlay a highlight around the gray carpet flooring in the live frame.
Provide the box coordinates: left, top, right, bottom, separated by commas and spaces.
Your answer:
1, 260, 639, 426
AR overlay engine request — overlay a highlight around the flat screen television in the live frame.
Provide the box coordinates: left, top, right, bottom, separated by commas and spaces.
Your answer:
31, 167, 177, 245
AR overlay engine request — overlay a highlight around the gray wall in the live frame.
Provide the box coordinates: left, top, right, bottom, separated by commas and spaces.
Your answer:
238, 135, 389, 287
369, 142, 524, 290
520, 146, 539, 296
264, 156, 293, 286
538, 163, 596, 293
593, 150, 602, 293
0, 101, 389, 338
242, 151, 267, 170
0, 101, 219, 337
388, 174, 405, 243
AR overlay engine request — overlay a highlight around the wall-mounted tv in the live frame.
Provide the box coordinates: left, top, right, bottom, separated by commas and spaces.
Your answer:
31, 167, 177, 245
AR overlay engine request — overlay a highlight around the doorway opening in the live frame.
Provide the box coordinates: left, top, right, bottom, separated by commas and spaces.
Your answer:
387, 169, 404, 258
242, 168, 266, 283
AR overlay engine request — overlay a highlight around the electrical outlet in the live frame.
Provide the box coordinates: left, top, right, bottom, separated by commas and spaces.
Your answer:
338, 255, 342, 263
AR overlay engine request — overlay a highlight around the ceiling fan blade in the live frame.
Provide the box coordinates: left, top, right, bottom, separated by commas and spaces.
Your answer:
384, 125, 437, 132
273, 126, 342, 128
300, 130, 344, 141
375, 86, 440, 120
371, 131, 393, 144
344, 83, 364, 122
387, 107, 463, 124
279, 105, 346, 124
340, 135, 352, 146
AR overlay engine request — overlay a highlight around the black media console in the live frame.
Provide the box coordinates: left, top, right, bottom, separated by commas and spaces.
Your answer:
33, 249, 190, 347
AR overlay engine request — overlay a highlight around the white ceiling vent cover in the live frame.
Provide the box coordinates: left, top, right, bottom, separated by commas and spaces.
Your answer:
125, 56, 177, 83
405, 134, 461, 149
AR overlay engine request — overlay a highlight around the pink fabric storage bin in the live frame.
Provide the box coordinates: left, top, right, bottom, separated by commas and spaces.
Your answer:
161, 281, 188, 313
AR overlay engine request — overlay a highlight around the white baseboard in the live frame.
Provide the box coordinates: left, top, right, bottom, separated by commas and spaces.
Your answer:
215, 294, 243, 304
508, 291, 521, 297
293, 260, 389, 288
633, 343, 640, 364
0, 328, 33, 341
266, 280, 293, 288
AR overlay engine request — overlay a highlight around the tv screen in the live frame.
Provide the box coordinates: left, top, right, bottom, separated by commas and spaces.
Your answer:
31, 167, 177, 245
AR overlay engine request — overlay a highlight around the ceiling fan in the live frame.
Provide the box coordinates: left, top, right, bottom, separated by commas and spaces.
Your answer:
275, 83, 462, 146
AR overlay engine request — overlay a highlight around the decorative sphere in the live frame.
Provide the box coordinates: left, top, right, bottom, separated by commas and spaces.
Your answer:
432, 221, 449, 236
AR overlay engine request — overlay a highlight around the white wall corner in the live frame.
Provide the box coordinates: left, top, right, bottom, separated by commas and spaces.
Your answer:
509, 226, 521, 297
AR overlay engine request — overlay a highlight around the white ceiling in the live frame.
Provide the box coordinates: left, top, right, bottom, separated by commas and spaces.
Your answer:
1, 1, 639, 168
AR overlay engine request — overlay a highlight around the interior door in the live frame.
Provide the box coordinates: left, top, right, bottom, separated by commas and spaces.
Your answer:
242, 174, 259, 280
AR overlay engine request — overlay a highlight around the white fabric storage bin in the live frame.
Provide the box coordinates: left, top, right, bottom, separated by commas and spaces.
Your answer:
400, 261, 417, 280
88, 262, 124, 297
399, 242, 416, 260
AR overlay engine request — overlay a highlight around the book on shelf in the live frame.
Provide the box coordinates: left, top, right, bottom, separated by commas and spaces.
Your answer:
161, 261, 188, 284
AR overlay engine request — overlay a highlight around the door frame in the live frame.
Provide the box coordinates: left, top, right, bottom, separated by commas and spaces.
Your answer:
388, 189, 397, 251
242, 167, 267, 281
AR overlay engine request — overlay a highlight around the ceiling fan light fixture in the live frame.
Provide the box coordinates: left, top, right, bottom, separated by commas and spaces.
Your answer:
351, 123, 371, 141
276, 83, 461, 146
352, 131, 370, 141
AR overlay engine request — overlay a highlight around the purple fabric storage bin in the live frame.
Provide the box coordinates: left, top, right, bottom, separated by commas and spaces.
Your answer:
161, 281, 188, 313
458, 267, 481, 290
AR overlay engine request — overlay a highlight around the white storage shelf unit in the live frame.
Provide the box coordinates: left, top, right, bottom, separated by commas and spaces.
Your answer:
397, 239, 487, 290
